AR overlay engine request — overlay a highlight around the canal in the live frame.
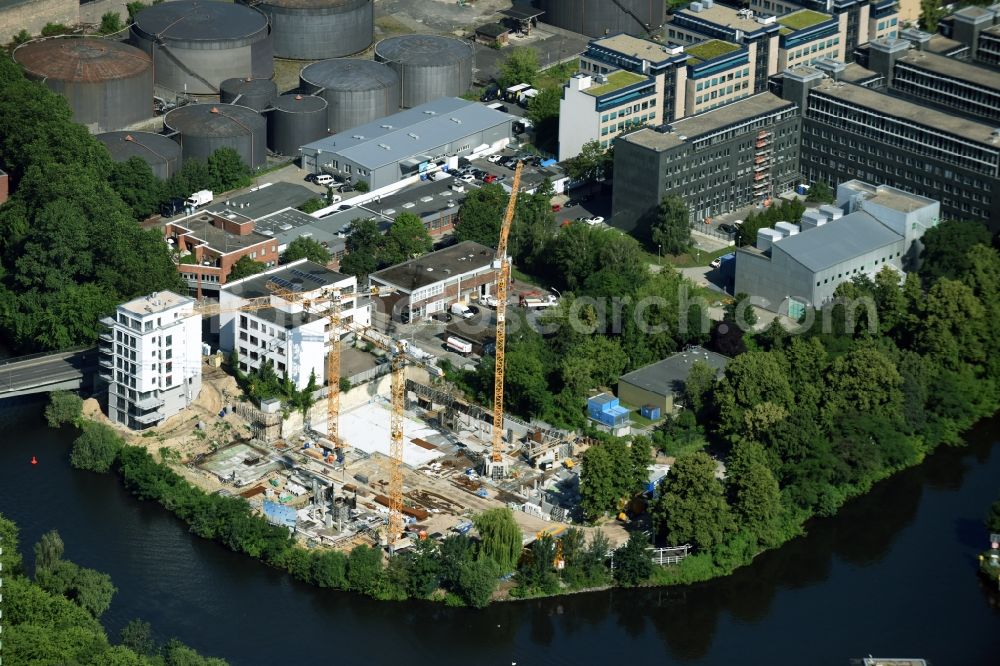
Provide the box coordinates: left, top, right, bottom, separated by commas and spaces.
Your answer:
1, 398, 997, 665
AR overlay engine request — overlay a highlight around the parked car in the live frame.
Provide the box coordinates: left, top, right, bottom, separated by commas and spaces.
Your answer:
551, 203, 562, 212
459, 173, 475, 183
483, 174, 498, 184
480, 84, 501, 102
585, 216, 604, 226
718, 223, 738, 235
493, 174, 507, 182
471, 169, 487, 179
487, 154, 503, 163
710, 257, 723, 268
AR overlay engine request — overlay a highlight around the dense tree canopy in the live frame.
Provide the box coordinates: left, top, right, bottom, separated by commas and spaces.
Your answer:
498, 47, 538, 88
227, 256, 268, 282
651, 196, 692, 255
653, 452, 734, 550
281, 236, 331, 265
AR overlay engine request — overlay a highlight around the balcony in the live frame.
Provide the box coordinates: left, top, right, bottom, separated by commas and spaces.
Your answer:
98, 356, 114, 369
133, 411, 163, 425
754, 172, 768, 181
98, 370, 114, 383
135, 395, 165, 411
100, 316, 116, 327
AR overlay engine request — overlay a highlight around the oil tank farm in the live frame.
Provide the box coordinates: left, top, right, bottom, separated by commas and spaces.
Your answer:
533, 0, 665, 38
96, 131, 183, 180
299, 58, 400, 133
239, 0, 373, 60
164, 103, 267, 169
220, 77, 279, 113
374, 35, 474, 108
130, 1, 273, 96
13, 38, 153, 132
267, 94, 328, 157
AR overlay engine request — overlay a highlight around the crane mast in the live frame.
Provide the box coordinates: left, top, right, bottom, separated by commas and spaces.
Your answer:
326, 291, 342, 445
387, 341, 406, 552
487, 162, 522, 479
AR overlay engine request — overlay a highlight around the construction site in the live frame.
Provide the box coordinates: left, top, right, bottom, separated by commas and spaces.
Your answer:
97, 163, 624, 556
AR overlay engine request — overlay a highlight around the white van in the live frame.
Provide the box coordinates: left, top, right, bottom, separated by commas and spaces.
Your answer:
314, 174, 334, 186
450, 303, 474, 319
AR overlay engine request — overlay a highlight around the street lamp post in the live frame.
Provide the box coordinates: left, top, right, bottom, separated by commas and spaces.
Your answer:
658, 244, 661, 265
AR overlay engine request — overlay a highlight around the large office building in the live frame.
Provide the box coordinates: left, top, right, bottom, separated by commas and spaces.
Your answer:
558, 70, 661, 159
745, 0, 893, 59
218, 260, 369, 390
939, 5, 1000, 65
786, 67, 1000, 230
369, 240, 497, 323
299, 98, 516, 191
734, 181, 939, 316
864, 38, 1000, 124
612, 93, 801, 232
100, 291, 202, 430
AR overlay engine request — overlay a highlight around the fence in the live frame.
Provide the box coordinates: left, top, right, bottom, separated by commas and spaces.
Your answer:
346, 361, 392, 387
649, 544, 691, 566
690, 224, 737, 244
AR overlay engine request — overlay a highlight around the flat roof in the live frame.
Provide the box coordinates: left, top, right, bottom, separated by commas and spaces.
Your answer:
674, 5, 771, 34
619, 127, 687, 151
685, 39, 741, 63
618, 346, 730, 398
670, 92, 795, 137
896, 49, 1000, 92
839, 62, 881, 84
838, 180, 937, 213
926, 34, 968, 54
223, 260, 349, 299
301, 98, 514, 171
772, 211, 901, 272
811, 79, 1000, 144
590, 34, 678, 64
501, 4, 545, 21
210, 182, 318, 221
584, 70, 647, 96
370, 240, 494, 292
776, 9, 831, 30
358, 178, 465, 220
173, 214, 271, 252
120, 291, 192, 315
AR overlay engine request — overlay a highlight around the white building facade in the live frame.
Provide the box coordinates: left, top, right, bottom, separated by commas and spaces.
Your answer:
100, 291, 202, 430
217, 260, 370, 390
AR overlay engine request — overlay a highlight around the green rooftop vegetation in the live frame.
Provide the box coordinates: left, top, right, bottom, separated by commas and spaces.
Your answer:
776, 9, 831, 30
684, 39, 741, 64
584, 70, 646, 96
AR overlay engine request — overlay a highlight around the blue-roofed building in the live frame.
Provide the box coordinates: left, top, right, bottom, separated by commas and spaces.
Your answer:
587, 393, 631, 436
263, 500, 297, 532
734, 180, 940, 316
299, 97, 516, 190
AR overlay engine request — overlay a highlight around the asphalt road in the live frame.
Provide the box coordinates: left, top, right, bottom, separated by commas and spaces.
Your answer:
0, 349, 97, 394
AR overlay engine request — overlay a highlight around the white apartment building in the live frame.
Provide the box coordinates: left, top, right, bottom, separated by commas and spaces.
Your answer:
217, 260, 370, 391
99, 291, 203, 430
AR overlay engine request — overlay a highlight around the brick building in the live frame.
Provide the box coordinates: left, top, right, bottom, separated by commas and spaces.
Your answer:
165, 211, 279, 296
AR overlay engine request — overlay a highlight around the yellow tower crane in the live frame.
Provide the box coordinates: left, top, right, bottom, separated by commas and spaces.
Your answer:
486, 161, 523, 480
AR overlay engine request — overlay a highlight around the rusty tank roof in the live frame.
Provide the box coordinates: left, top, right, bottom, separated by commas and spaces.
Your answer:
14, 38, 151, 82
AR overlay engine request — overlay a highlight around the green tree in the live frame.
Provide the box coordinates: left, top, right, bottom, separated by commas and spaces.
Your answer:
919, 0, 946, 31
613, 532, 652, 587
228, 255, 268, 282
346, 544, 383, 595
34, 529, 65, 574
109, 157, 164, 220
0, 513, 25, 576
70, 422, 124, 473
651, 195, 691, 255
562, 139, 612, 182
473, 508, 522, 573
100, 11, 125, 34
439, 534, 475, 589
917, 219, 992, 284
826, 345, 903, 421
36, 558, 117, 618
725, 441, 783, 543
560, 336, 628, 396
120, 619, 155, 656
403, 539, 441, 598
207, 147, 252, 191
915, 278, 986, 370
281, 236, 331, 265
629, 436, 654, 494
381, 212, 432, 265
339, 217, 383, 278
45, 390, 83, 428
683, 360, 717, 419
716, 351, 793, 441
498, 47, 539, 88
518, 534, 560, 594
457, 558, 499, 608
526, 86, 561, 151
310, 550, 347, 589
653, 451, 734, 550
806, 180, 835, 204
455, 183, 509, 247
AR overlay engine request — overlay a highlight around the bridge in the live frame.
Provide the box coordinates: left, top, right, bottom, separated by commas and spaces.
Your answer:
0, 347, 99, 398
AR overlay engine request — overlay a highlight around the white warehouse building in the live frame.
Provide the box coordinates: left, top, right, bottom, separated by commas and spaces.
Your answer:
218, 260, 370, 390
100, 291, 203, 430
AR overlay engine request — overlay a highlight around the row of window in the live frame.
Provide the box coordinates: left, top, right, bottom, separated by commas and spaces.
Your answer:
695, 81, 750, 106
601, 100, 654, 124
787, 37, 839, 64
875, 18, 899, 31
815, 253, 902, 287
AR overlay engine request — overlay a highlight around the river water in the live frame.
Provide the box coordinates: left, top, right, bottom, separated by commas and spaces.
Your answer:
1, 398, 997, 665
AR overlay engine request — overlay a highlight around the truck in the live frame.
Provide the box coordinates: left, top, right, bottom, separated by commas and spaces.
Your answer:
185, 190, 213, 208
504, 82, 530, 102
519, 294, 558, 309
450, 303, 474, 319
446, 336, 473, 355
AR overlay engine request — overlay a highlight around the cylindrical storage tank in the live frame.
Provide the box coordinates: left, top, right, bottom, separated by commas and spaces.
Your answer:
239, 0, 373, 60
267, 94, 328, 156
13, 38, 153, 132
220, 77, 279, 112
96, 131, 182, 180
130, 1, 273, 96
163, 103, 267, 169
374, 35, 474, 108
533, 0, 666, 38
300, 58, 399, 132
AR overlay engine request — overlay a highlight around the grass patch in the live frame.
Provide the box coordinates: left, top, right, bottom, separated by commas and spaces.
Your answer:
685, 39, 741, 63
584, 70, 646, 96
536, 59, 579, 91
776, 9, 831, 30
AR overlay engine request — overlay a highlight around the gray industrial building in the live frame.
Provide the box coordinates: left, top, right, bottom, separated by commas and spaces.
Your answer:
617, 346, 730, 415
611, 93, 800, 233
785, 67, 1000, 231
299, 98, 516, 190
734, 180, 940, 316
939, 5, 1000, 65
